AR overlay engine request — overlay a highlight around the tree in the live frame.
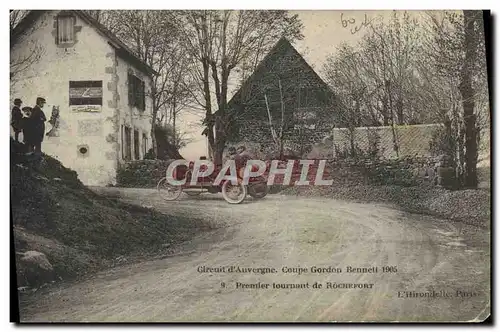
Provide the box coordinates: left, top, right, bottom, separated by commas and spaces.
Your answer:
10, 10, 27, 30
10, 10, 45, 89
323, 43, 368, 157
173, 10, 304, 164
460, 10, 482, 188
324, 12, 428, 130
153, 123, 185, 160
422, 10, 487, 188
263, 78, 287, 158
323, 13, 425, 158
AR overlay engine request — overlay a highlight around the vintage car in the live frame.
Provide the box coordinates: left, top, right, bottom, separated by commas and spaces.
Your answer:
157, 160, 269, 204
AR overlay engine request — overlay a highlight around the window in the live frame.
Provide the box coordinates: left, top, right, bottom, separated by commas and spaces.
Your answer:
69, 81, 103, 105
134, 129, 140, 160
128, 73, 145, 111
142, 133, 148, 157
120, 125, 125, 159
122, 126, 132, 161
57, 15, 75, 44
294, 107, 318, 130
77, 144, 89, 157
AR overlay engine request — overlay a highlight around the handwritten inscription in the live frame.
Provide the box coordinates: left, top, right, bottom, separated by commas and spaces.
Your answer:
340, 13, 374, 35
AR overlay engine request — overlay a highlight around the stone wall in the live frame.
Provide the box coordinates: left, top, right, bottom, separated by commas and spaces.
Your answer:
324, 155, 456, 188
115, 155, 452, 190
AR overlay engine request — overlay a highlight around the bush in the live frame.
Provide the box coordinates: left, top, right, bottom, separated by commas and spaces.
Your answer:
116, 160, 173, 188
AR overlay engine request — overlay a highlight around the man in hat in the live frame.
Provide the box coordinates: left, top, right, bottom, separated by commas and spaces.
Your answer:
11, 98, 23, 142
230, 145, 254, 170
29, 97, 47, 156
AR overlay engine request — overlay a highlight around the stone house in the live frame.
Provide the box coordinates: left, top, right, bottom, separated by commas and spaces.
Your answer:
224, 37, 342, 157
10, 10, 156, 186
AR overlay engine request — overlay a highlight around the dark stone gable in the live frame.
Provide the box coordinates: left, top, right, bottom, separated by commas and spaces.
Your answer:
226, 38, 342, 153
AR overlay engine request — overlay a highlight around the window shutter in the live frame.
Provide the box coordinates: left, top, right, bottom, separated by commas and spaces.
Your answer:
141, 81, 146, 111
57, 16, 75, 44
128, 73, 134, 106
56, 18, 61, 44
134, 78, 141, 108
133, 76, 137, 106
69, 17, 75, 42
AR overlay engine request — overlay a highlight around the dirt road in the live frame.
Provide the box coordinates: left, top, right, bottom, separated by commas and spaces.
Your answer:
20, 188, 490, 322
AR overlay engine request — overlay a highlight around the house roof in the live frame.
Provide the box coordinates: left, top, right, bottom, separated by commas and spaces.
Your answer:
202, 37, 336, 136
227, 37, 335, 108
11, 10, 158, 77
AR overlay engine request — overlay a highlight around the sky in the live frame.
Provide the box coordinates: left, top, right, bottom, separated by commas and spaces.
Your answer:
178, 10, 429, 160
292, 10, 387, 75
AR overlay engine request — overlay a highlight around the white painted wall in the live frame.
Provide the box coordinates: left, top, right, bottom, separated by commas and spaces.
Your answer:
11, 11, 153, 186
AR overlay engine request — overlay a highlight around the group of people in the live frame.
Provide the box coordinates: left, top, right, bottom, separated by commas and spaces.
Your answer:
11, 97, 47, 155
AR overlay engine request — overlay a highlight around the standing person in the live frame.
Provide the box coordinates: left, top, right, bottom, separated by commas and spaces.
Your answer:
231, 145, 254, 171
11, 98, 23, 142
30, 97, 47, 156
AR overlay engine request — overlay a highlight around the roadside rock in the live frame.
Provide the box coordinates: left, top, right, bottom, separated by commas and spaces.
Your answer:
17, 251, 55, 287
21, 251, 53, 271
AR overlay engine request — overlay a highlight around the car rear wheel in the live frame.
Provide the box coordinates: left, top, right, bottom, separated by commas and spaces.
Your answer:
221, 180, 247, 204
